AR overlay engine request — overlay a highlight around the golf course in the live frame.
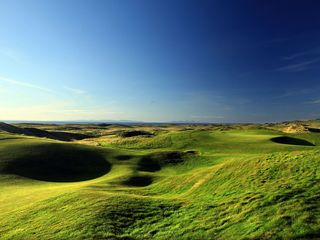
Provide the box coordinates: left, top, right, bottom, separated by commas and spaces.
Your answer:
0, 121, 319, 239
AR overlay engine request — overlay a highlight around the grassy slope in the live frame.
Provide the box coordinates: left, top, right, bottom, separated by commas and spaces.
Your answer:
0, 126, 319, 239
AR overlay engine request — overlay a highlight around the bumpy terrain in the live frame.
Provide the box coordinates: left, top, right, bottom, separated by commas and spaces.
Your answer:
0, 121, 319, 239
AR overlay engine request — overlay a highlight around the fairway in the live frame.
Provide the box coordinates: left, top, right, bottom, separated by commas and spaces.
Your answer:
0, 122, 319, 239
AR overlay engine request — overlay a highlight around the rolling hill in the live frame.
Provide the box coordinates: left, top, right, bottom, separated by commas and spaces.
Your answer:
0, 122, 319, 239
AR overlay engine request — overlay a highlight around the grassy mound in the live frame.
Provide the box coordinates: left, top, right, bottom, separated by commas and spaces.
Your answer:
270, 136, 315, 146
0, 142, 111, 182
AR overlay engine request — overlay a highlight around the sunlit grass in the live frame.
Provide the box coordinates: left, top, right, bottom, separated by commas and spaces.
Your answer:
0, 124, 319, 239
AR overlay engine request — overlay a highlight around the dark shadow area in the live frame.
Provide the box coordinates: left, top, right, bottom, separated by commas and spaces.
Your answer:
295, 232, 320, 239
0, 122, 91, 141
185, 150, 198, 154
0, 137, 25, 141
270, 136, 315, 146
96, 123, 112, 127
147, 151, 185, 164
137, 151, 195, 172
2, 143, 111, 182
308, 128, 320, 133
118, 130, 153, 138
0, 122, 26, 134
137, 157, 161, 172
123, 176, 153, 187
24, 128, 90, 141
115, 155, 133, 161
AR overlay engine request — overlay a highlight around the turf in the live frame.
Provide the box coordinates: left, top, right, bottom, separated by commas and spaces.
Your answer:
0, 123, 319, 239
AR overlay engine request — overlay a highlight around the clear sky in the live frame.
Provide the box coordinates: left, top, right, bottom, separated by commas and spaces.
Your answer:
0, 0, 320, 123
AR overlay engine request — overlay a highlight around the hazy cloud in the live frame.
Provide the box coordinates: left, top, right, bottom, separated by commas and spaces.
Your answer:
274, 88, 318, 99
0, 48, 23, 63
275, 58, 320, 72
282, 47, 320, 60
0, 103, 125, 121
0, 76, 55, 93
282, 51, 310, 60
305, 99, 320, 104
63, 86, 86, 95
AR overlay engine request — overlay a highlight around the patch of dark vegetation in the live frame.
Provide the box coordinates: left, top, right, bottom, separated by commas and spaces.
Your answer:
123, 176, 153, 187
270, 136, 315, 146
137, 150, 196, 172
115, 155, 133, 161
296, 232, 320, 239
93, 197, 180, 238
118, 130, 153, 138
271, 188, 305, 203
308, 127, 320, 133
0, 122, 91, 141
0, 143, 111, 182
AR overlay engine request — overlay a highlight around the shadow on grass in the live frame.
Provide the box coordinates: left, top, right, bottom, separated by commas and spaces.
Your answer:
115, 155, 133, 161
118, 130, 153, 138
0, 122, 91, 141
297, 232, 320, 239
137, 157, 161, 172
308, 128, 320, 133
137, 151, 196, 172
123, 176, 153, 187
270, 136, 315, 146
2, 143, 111, 182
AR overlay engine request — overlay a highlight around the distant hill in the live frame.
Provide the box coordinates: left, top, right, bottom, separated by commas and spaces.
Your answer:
0, 122, 90, 141
0, 122, 27, 135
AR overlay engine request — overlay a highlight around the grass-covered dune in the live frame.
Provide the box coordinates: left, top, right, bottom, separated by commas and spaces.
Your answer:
0, 122, 319, 239
0, 141, 111, 182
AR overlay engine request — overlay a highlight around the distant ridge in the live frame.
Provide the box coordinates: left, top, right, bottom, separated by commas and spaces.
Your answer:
0, 122, 26, 134
0, 122, 90, 141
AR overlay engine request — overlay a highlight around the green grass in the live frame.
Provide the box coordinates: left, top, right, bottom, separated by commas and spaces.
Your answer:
0, 125, 319, 239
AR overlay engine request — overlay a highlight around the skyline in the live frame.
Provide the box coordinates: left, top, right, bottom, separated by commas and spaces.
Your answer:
1, 1, 320, 123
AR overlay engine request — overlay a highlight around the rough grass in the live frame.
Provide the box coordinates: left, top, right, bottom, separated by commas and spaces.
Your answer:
0, 124, 319, 239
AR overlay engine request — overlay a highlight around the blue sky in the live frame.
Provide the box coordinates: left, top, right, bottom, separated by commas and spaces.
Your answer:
0, 0, 320, 122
